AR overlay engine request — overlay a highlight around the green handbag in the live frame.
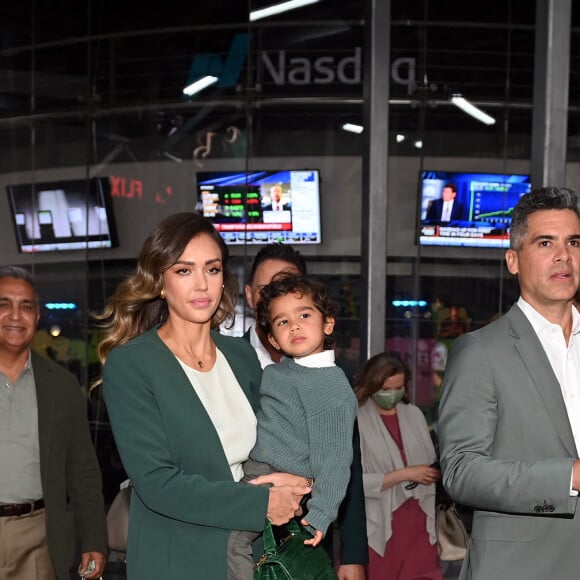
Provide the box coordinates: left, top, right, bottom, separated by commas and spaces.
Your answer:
253, 519, 338, 580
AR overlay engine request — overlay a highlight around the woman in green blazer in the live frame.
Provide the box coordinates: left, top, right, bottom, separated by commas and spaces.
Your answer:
97, 212, 309, 580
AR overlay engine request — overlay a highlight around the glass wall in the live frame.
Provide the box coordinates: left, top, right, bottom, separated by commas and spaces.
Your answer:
0, 0, 577, 509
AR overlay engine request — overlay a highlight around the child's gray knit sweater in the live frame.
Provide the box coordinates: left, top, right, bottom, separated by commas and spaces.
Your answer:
250, 357, 358, 534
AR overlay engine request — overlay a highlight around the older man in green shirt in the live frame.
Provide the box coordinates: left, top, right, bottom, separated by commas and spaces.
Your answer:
0, 266, 106, 580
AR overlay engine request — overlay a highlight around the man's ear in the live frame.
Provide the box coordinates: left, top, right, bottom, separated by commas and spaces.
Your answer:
324, 316, 336, 336
268, 334, 281, 351
505, 249, 519, 275
244, 284, 254, 311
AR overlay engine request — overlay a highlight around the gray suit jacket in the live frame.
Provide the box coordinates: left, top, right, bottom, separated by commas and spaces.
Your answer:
438, 304, 579, 580
33, 352, 107, 579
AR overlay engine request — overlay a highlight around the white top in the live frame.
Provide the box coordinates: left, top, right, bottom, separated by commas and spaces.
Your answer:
177, 349, 257, 481
248, 324, 281, 369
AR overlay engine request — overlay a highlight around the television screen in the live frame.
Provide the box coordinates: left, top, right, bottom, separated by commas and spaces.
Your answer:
196, 169, 321, 245
7, 177, 118, 253
418, 170, 532, 248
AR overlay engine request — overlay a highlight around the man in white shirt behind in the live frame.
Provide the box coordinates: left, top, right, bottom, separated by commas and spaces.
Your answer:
244, 244, 304, 368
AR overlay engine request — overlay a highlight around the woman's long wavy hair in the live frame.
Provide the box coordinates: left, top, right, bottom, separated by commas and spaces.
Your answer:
94, 212, 238, 365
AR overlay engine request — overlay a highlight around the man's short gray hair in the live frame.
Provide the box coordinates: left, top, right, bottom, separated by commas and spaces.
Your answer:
509, 186, 580, 250
0, 265, 34, 284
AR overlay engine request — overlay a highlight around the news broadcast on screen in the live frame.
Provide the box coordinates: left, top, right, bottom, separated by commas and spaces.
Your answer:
196, 169, 321, 245
418, 170, 532, 249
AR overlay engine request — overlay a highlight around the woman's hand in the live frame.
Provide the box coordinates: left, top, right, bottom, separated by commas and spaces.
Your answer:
405, 464, 441, 485
382, 464, 440, 491
300, 519, 324, 546
249, 471, 312, 488
266, 485, 310, 525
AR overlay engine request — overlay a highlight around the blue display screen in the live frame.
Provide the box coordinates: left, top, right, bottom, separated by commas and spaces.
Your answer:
418, 170, 532, 248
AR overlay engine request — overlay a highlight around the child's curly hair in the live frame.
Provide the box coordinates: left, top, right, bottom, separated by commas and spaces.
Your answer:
256, 274, 339, 349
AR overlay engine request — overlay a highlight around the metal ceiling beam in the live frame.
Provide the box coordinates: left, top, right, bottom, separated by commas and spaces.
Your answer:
531, 0, 572, 187
360, 0, 389, 361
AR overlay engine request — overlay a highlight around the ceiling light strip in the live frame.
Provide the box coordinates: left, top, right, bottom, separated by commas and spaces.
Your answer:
183, 75, 218, 97
451, 95, 496, 126
342, 122, 364, 134
250, 0, 320, 22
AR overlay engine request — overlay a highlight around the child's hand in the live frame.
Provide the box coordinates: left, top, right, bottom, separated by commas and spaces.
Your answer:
301, 519, 324, 546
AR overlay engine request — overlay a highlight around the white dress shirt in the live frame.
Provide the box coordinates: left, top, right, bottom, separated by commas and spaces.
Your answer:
518, 298, 580, 493
248, 324, 279, 369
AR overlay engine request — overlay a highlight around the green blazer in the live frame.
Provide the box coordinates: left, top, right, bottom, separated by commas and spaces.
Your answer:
439, 304, 580, 580
103, 328, 267, 580
33, 351, 107, 579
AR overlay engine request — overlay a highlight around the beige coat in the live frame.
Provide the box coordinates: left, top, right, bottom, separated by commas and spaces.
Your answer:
357, 399, 437, 556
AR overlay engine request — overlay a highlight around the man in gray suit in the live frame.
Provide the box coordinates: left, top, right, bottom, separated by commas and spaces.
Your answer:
438, 186, 580, 580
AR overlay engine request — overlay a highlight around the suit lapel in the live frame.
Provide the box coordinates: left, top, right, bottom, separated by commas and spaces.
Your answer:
32, 352, 55, 481
507, 306, 577, 457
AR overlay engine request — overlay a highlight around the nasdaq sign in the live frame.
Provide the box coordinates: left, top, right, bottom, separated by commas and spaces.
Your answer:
185, 33, 416, 94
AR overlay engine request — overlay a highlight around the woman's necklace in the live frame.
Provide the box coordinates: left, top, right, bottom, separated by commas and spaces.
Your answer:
182, 347, 215, 370
159, 328, 215, 370
193, 353, 208, 369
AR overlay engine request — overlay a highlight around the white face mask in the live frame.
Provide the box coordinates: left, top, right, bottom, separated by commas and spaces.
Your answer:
372, 388, 405, 410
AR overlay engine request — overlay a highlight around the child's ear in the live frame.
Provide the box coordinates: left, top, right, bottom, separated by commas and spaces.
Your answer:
324, 316, 335, 336
268, 334, 282, 351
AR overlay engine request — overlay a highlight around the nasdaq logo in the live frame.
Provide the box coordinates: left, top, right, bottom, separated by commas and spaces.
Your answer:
185, 33, 249, 89
262, 48, 361, 85
185, 33, 416, 93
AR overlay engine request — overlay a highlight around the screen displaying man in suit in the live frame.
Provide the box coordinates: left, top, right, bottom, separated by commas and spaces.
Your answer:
426, 183, 465, 222
0, 266, 106, 580
262, 184, 291, 212
438, 186, 580, 579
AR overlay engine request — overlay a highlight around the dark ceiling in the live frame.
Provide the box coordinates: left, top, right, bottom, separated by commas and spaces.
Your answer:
0, 1, 578, 163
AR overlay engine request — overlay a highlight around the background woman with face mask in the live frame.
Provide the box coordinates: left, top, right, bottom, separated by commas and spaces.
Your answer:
354, 352, 442, 580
